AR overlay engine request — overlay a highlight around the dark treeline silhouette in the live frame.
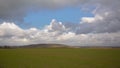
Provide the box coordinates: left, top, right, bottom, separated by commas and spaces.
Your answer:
0, 46, 12, 49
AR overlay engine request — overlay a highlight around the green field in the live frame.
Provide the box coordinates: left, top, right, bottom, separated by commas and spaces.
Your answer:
0, 48, 120, 68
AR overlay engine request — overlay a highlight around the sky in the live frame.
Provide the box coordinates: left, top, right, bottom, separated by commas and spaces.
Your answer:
0, 0, 120, 46
24, 7, 94, 28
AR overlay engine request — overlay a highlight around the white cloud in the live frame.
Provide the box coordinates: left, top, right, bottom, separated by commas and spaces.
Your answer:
55, 32, 120, 46
0, 21, 120, 46
57, 32, 75, 40
0, 22, 24, 37
81, 17, 95, 23
45, 19, 66, 32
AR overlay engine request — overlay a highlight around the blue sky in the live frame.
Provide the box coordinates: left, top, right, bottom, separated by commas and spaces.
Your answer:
24, 7, 94, 28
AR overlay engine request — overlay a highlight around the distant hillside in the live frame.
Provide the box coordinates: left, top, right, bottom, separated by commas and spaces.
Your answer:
0, 44, 120, 49
0, 44, 69, 48
20, 44, 68, 48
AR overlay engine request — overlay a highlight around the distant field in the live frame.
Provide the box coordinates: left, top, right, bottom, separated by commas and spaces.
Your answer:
0, 48, 120, 68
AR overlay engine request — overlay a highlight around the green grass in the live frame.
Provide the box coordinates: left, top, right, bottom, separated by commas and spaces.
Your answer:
0, 48, 120, 68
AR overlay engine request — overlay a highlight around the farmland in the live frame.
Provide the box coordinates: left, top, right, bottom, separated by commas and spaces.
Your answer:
0, 48, 120, 68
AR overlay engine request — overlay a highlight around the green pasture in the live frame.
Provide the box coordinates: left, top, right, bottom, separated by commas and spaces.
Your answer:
0, 48, 120, 68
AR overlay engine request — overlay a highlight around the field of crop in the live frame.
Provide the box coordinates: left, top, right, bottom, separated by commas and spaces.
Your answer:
0, 48, 120, 68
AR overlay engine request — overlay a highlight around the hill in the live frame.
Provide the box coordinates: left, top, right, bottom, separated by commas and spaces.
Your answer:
0, 44, 120, 49
0, 44, 69, 48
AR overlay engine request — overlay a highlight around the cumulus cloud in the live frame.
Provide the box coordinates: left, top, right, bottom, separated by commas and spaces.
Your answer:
76, 0, 120, 34
45, 19, 66, 32
0, 20, 120, 46
76, 12, 120, 34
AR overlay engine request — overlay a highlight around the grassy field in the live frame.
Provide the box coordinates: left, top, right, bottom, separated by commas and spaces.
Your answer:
0, 48, 120, 68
